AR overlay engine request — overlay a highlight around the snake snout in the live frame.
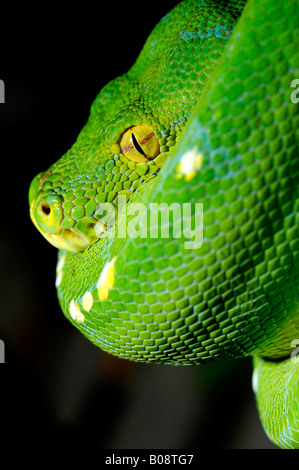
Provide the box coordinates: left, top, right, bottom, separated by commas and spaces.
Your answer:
29, 177, 99, 252
30, 192, 63, 235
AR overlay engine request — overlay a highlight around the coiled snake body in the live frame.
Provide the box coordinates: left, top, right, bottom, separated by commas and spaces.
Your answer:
29, 0, 299, 448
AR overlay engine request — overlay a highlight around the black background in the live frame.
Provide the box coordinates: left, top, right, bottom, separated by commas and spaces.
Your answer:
0, 1, 275, 449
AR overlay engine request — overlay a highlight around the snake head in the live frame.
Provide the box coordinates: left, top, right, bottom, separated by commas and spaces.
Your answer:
28, 122, 166, 252
28, 106, 171, 252
29, 3, 234, 253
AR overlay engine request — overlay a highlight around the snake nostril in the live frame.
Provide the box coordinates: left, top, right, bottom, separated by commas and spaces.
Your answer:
31, 193, 63, 235
41, 203, 51, 216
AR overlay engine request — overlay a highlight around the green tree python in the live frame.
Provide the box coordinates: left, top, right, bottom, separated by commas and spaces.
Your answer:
28, 0, 299, 448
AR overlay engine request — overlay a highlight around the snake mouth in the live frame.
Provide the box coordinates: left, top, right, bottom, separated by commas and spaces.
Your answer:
36, 227, 95, 252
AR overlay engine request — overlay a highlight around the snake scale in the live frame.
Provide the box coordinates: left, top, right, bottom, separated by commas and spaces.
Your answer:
29, 0, 299, 448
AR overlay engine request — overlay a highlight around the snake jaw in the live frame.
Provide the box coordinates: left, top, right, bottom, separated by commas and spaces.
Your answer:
36, 229, 94, 252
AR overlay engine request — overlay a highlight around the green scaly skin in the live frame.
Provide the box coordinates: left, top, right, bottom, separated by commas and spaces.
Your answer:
29, 0, 299, 448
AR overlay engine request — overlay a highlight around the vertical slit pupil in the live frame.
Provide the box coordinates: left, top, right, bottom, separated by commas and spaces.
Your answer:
132, 132, 146, 156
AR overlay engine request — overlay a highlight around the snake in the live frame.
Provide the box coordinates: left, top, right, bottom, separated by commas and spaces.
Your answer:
28, 0, 299, 448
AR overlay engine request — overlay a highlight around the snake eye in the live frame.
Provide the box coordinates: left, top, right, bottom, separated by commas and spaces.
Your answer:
120, 126, 160, 162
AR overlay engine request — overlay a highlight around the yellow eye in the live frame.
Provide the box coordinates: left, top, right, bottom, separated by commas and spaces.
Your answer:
120, 126, 160, 162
